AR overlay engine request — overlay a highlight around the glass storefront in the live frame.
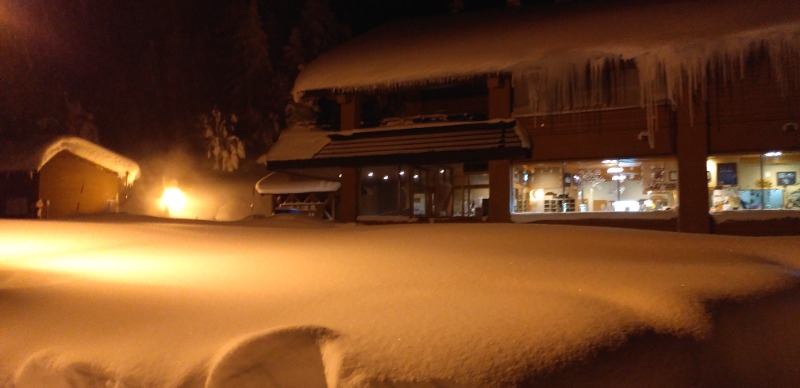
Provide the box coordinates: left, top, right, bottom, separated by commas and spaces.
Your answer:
708, 151, 800, 211
359, 163, 489, 218
512, 157, 679, 214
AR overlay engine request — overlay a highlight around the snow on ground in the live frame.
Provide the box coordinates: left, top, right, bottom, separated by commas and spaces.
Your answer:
1, 215, 799, 387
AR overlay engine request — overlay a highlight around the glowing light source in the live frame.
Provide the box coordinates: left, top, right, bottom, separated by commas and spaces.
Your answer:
764, 151, 782, 157
612, 200, 639, 212
399, 171, 405, 176
602, 160, 618, 164
367, 172, 374, 177
607, 167, 624, 173
383, 175, 389, 180
160, 187, 187, 216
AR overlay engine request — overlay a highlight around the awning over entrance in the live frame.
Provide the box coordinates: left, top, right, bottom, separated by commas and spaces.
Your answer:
255, 171, 341, 195
267, 120, 529, 169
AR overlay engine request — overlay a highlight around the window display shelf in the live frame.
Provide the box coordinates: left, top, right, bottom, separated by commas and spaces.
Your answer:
544, 198, 575, 212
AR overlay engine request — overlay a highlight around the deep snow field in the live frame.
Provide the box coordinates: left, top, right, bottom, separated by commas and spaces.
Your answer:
1, 215, 799, 387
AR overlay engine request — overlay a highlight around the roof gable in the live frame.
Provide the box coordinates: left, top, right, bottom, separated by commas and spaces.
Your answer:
0, 136, 140, 185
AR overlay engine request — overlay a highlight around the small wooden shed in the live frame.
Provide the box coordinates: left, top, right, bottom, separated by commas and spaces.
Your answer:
0, 136, 140, 218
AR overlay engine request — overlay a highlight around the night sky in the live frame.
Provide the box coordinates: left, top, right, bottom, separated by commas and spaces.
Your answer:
0, 0, 595, 160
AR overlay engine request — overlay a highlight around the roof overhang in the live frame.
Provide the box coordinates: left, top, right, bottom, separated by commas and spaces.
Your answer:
267, 120, 529, 170
255, 171, 341, 195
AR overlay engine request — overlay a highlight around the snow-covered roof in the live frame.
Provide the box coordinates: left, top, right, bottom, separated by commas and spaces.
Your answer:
293, 0, 800, 102
255, 171, 341, 195
262, 124, 332, 164
0, 136, 140, 185
265, 119, 528, 166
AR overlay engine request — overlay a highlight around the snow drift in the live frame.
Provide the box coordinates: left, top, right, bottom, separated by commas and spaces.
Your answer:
1, 216, 799, 387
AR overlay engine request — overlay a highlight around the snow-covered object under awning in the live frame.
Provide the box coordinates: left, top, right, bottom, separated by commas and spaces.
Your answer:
294, 0, 800, 99
255, 171, 341, 195
0, 136, 140, 185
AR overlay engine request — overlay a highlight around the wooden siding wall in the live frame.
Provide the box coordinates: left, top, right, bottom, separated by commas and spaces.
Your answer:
708, 60, 800, 153
38, 151, 120, 218
517, 105, 675, 161
401, 83, 489, 118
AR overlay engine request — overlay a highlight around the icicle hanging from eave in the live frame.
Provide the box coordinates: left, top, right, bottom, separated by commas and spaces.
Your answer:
514, 24, 800, 150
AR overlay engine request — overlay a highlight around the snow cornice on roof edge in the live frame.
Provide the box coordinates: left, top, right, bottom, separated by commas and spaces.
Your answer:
39, 137, 141, 185
292, 0, 800, 102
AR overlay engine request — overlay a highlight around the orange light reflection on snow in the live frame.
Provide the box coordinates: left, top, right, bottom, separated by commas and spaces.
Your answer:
0, 229, 207, 286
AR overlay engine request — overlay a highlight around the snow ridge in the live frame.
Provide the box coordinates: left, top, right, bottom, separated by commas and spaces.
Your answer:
206, 326, 339, 388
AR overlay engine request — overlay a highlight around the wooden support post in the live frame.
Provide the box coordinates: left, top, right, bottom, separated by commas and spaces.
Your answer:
336, 94, 362, 130
676, 75, 712, 234
487, 75, 512, 119
488, 159, 512, 222
338, 166, 358, 222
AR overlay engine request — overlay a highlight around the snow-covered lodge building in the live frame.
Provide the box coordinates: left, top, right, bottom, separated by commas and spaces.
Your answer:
263, 0, 800, 235
0, 136, 140, 218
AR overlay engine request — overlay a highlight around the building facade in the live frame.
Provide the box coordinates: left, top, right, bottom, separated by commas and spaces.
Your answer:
264, 1, 800, 235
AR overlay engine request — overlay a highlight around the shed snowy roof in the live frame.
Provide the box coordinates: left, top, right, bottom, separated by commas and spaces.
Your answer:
0, 136, 140, 185
293, 0, 800, 100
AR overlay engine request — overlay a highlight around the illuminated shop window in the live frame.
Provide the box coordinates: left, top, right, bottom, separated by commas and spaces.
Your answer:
359, 165, 410, 217
708, 151, 800, 211
358, 163, 489, 218
512, 158, 678, 213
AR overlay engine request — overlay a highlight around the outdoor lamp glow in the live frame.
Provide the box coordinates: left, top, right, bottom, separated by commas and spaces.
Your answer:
161, 187, 187, 216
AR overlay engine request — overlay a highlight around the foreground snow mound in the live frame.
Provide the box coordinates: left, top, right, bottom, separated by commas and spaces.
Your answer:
2, 219, 800, 387
15, 352, 117, 388
206, 326, 339, 388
